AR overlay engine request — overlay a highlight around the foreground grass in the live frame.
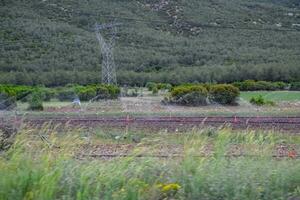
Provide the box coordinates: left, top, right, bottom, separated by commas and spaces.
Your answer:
0, 127, 300, 200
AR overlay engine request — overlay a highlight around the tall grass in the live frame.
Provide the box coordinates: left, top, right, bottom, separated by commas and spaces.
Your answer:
0, 127, 299, 200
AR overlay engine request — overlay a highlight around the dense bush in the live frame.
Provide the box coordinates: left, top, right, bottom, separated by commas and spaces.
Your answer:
167, 84, 240, 106
233, 80, 287, 91
40, 88, 56, 102
146, 82, 172, 92
169, 85, 208, 106
93, 85, 120, 100
146, 82, 157, 91
77, 88, 97, 101
27, 92, 44, 111
157, 83, 172, 91
209, 84, 240, 105
0, 85, 33, 101
0, 84, 120, 102
57, 89, 77, 101
290, 82, 300, 91
250, 95, 275, 106
0, 85, 57, 102
152, 86, 159, 95
121, 87, 140, 97
73, 84, 120, 101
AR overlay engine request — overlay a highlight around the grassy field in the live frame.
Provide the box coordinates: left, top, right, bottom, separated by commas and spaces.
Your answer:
240, 91, 300, 102
0, 126, 300, 200
13, 90, 300, 118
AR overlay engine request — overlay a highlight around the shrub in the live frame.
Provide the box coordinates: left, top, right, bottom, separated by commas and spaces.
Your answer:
273, 82, 287, 90
169, 85, 208, 106
179, 91, 209, 106
0, 85, 33, 101
233, 80, 287, 91
88, 84, 120, 100
146, 82, 157, 91
103, 84, 120, 99
28, 92, 43, 111
0, 85, 58, 102
122, 87, 140, 97
19, 88, 55, 102
94, 86, 110, 100
77, 88, 97, 101
152, 86, 158, 95
157, 83, 172, 91
57, 89, 77, 101
0, 92, 16, 110
146, 82, 172, 91
40, 88, 56, 101
250, 95, 275, 106
209, 84, 240, 105
290, 82, 300, 91
250, 95, 265, 106
57, 84, 120, 101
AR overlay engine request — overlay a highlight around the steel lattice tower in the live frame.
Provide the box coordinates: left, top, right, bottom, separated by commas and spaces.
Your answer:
95, 23, 120, 85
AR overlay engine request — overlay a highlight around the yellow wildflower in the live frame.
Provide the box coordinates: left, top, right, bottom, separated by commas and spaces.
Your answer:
161, 183, 181, 193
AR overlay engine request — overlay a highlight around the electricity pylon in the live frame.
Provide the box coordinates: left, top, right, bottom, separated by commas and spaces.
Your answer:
95, 22, 121, 85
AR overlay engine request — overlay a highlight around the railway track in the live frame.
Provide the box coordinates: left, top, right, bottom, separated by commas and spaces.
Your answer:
2, 116, 299, 131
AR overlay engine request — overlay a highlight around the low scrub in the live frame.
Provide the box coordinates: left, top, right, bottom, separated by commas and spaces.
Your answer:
290, 82, 300, 91
166, 84, 239, 106
168, 85, 208, 106
209, 84, 240, 105
122, 87, 140, 97
0, 84, 34, 101
57, 84, 120, 102
146, 82, 172, 92
233, 80, 287, 91
27, 92, 44, 111
250, 95, 275, 106
57, 88, 77, 101
0, 84, 120, 103
0, 85, 57, 102
76, 87, 97, 101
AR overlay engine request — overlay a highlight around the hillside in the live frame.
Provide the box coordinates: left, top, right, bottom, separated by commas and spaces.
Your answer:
0, 0, 300, 86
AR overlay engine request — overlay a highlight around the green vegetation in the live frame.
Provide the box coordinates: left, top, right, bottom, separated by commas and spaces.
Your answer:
250, 95, 275, 106
168, 85, 209, 106
27, 92, 44, 111
152, 86, 159, 95
0, 85, 34, 101
0, 127, 299, 200
0, 84, 120, 103
290, 82, 300, 91
209, 84, 240, 105
146, 82, 157, 91
241, 91, 300, 102
166, 84, 239, 106
0, 0, 300, 86
146, 82, 172, 92
57, 84, 121, 101
57, 88, 76, 101
233, 80, 287, 91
